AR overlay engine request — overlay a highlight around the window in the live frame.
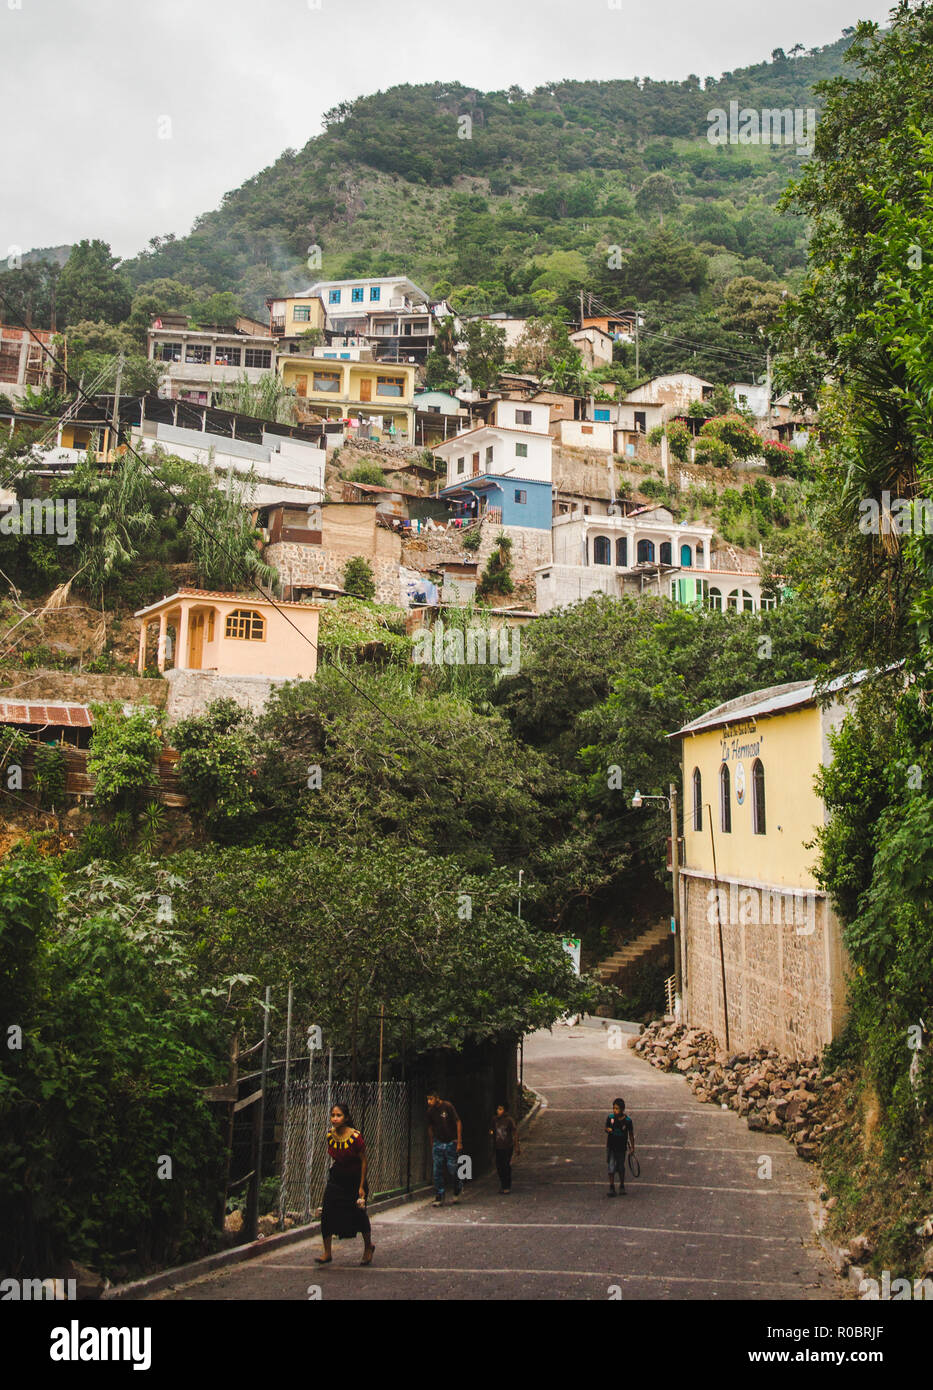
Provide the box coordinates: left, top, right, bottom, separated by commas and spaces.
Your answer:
583, 505, 591, 515
244, 349, 272, 369
351, 287, 364, 303
376, 375, 404, 397
293, 305, 312, 322
370, 287, 381, 301
752, 759, 766, 834
634, 411, 646, 433
636, 539, 655, 563
760, 594, 777, 611
594, 408, 610, 422
516, 408, 532, 425
582, 425, 593, 435
708, 587, 722, 611
660, 541, 672, 565
456, 457, 465, 475
225, 609, 265, 641
155, 342, 182, 362
720, 763, 731, 833
514, 489, 527, 505
616, 537, 628, 567
680, 544, 692, 567
185, 344, 212, 363
328, 290, 341, 304
593, 536, 611, 565
312, 371, 341, 392
485, 445, 494, 465
515, 441, 528, 458
692, 768, 702, 831
727, 588, 755, 613
213, 346, 241, 367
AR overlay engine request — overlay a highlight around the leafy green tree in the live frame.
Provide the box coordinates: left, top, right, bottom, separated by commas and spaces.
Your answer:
184, 468, 279, 592
57, 240, 132, 326
461, 319, 506, 390
718, 276, 787, 336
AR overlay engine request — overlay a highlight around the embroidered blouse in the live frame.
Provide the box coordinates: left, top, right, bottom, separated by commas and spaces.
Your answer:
327, 1130, 366, 1169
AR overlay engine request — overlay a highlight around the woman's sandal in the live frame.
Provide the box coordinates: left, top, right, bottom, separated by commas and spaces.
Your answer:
359, 1246, 375, 1266
314, 1256, 332, 1265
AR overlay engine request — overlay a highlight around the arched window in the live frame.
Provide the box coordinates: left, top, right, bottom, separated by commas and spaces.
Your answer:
692, 768, 702, 831
660, 541, 672, 565
225, 608, 266, 640
752, 759, 766, 834
616, 537, 628, 567
727, 588, 755, 613
680, 543, 693, 568
637, 539, 655, 563
720, 763, 731, 833
593, 535, 611, 565
708, 587, 722, 611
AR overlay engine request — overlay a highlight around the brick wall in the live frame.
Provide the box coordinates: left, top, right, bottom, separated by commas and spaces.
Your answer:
681, 872, 848, 1059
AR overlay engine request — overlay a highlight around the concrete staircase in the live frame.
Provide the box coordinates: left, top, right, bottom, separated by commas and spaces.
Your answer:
595, 920, 673, 991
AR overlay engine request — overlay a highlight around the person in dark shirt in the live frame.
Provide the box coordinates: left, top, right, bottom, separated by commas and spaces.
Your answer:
427, 1091, 463, 1207
489, 1103, 520, 1194
605, 1097, 634, 1196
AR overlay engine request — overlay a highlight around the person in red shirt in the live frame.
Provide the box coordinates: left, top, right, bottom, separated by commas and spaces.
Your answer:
316, 1103, 375, 1265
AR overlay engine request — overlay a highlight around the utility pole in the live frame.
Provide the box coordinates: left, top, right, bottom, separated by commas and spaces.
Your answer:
764, 343, 772, 424
110, 352, 124, 459
669, 783, 682, 1024
634, 308, 640, 378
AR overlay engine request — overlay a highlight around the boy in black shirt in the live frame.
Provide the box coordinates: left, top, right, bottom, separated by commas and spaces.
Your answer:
605, 1097, 634, 1196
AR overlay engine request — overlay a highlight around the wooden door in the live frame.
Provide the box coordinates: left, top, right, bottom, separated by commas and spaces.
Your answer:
472, 452, 480, 476
189, 613, 204, 669
360, 377, 372, 402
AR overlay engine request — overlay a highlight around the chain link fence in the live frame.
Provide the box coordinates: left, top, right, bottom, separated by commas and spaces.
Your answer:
272, 1070, 428, 1224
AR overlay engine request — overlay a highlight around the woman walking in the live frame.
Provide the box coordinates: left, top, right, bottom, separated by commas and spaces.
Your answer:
489, 1102, 519, 1194
315, 1102, 375, 1266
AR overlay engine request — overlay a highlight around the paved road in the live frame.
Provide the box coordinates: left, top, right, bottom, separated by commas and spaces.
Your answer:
159, 1025, 844, 1301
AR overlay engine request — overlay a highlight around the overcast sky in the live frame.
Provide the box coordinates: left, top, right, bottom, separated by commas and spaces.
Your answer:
1, 0, 892, 261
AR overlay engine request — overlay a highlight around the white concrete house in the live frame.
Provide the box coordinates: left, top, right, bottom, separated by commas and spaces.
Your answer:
434, 401, 553, 489
536, 504, 766, 614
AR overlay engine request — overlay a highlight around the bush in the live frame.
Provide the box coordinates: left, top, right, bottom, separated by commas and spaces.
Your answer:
345, 462, 386, 487
88, 703, 162, 815
342, 555, 377, 600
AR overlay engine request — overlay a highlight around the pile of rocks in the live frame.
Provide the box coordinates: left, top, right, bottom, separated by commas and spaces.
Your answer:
631, 1020, 855, 1163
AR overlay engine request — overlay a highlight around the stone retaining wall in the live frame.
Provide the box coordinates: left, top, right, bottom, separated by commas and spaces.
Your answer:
0, 670, 168, 707
164, 669, 293, 721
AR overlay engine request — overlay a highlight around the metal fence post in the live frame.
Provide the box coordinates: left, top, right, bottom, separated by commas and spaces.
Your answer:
278, 984, 293, 1231
248, 986, 271, 1240
303, 1036, 314, 1224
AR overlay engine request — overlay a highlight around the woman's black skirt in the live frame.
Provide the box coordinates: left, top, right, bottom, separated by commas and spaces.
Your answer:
320, 1163, 371, 1240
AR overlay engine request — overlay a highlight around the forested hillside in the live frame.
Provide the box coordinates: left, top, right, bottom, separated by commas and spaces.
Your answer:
2, 34, 857, 383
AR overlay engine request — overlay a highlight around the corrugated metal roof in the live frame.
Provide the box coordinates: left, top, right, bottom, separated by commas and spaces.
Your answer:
669, 671, 877, 739
0, 701, 92, 728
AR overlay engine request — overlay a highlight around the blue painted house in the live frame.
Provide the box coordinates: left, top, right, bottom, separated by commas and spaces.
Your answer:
440, 474, 552, 530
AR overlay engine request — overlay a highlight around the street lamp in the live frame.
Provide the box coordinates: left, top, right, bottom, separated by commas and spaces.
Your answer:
630, 784, 683, 1023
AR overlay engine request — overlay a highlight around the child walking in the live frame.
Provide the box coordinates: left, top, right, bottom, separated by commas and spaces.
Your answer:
605, 1097, 634, 1196
490, 1103, 520, 1194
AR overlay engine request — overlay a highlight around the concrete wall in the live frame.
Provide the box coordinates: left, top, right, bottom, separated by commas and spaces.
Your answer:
164, 669, 293, 721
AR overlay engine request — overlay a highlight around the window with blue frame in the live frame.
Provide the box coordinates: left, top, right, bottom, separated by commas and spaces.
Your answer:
328, 290, 341, 304
370, 287, 381, 301
351, 287, 364, 303
514, 489, 527, 504
594, 409, 610, 422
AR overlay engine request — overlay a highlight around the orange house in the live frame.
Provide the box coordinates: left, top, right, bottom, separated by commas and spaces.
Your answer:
136, 589, 321, 680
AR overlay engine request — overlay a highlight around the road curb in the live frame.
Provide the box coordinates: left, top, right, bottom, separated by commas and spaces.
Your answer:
580, 1015, 642, 1035
103, 1184, 435, 1301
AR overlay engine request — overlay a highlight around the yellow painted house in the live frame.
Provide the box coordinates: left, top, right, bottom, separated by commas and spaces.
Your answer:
670, 675, 861, 1058
266, 294, 327, 338
278, 354, 416, 441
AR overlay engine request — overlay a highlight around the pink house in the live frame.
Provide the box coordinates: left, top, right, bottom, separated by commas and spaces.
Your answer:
135, 589, 321, 680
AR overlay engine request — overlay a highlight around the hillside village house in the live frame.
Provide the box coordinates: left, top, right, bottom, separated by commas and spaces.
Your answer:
434, 398, 554, 530
278, 349, 416, 441
536, 503, 765, 614
0, 324, 57, 401
670, 676, 857, 1058
136, 590, 321, 717
148, 314, 275, 406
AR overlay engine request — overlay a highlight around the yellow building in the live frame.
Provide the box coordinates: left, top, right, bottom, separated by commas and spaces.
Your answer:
278, 354, 416, 441
266, 294, 327, 338
670, 676, 859, 1058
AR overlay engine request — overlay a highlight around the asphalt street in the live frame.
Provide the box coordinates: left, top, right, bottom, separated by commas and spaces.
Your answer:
157, 1024, 845, 1301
